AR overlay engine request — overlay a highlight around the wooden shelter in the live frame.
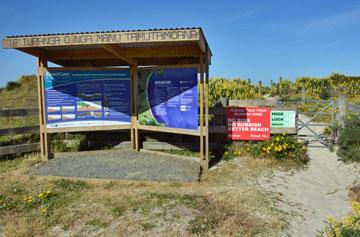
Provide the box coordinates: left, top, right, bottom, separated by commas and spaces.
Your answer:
2, 27, 212, 170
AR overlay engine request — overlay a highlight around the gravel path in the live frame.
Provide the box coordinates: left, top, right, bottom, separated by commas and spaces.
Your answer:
33, 150, 200, 182
260, 115, 360, 236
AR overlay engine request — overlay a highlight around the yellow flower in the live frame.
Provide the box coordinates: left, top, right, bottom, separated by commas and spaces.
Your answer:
40, 207, 48, 215
275, 137, 280, 141
352, 201, 360, 215
23, 195, 33, 202
342, 216, 354, 227
271, 143, 274, 147
327, 216, 337, 225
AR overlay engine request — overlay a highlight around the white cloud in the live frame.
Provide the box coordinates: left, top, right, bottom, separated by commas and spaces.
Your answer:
221, 8, 264, 23
304, 6, 360, 33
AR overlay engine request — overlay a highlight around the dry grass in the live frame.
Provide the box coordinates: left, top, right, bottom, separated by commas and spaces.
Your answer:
0, 153, 289, 237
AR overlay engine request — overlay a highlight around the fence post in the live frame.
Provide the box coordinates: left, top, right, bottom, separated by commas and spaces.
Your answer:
257, 81, 262, 106
337, 94, 347, 127
301, 81, 306, 102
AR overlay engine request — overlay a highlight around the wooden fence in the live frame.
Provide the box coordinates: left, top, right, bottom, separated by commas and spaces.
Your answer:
0, 108, 40, 156
348, 103, 360, 114
0, 101, 292, 156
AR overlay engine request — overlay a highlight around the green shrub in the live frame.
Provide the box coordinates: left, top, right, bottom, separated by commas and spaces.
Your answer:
337, 114, 360, 162
5, 81, 21, 90
319, 202, 360, 237
51, 133, 87, 152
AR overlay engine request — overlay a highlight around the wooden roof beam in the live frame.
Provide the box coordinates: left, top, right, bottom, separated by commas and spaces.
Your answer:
46, 45, 201, 61
101, 44, 133, 65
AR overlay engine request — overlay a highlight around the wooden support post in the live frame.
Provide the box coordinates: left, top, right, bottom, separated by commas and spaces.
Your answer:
37, 54, 52, 161
199, 57, 205, 169
130, 60, 139, 151
204, 53, 210, 171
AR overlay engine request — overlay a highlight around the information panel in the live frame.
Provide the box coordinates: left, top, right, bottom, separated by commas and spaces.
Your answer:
226, 107, 271, 140
271, 111, 296, 128
44, 69, 131, 128
138, 67, 198, 130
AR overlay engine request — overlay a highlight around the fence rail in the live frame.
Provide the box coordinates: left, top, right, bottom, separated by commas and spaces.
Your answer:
0, 143, 40, 156
348, 103, 360, 113
0, 108, 40, 156
0, 108, 38, 117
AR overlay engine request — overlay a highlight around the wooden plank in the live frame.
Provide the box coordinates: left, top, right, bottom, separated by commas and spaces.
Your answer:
52, 57, 200, 67
0, 126, 39, 136
47, 45, 201, 60
47, 124, 131, 133
138, 125, 200, 136
0, 143, 40, 156
3, 29, 201, 48
0, 108, 38, 118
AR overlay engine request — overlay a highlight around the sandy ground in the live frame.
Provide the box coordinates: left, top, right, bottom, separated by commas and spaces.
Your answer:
260, 115, 360, 236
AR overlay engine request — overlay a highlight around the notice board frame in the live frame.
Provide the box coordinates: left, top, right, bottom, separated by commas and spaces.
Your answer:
44, 67, 132, 134
37, 62, 209, 170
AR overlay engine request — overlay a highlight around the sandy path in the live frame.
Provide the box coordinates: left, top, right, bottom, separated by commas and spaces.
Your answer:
260, 115, 360, 236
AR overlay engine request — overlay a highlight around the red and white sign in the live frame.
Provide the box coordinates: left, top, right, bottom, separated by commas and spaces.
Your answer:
226, 107, 271, 140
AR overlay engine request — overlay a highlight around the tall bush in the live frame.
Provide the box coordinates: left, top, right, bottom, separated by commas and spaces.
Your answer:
337, 114, 360, 162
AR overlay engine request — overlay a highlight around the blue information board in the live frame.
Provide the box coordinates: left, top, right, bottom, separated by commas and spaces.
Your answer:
44, 69, 131, 128
138, 67, 198, 130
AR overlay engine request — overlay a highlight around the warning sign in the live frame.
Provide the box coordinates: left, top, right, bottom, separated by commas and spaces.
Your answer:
226, 107, 271, 140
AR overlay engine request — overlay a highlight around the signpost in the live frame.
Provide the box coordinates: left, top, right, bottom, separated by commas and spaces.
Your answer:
226, 107, 271, 140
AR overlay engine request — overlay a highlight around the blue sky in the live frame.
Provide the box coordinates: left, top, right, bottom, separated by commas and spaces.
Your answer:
1, 0, 360, 86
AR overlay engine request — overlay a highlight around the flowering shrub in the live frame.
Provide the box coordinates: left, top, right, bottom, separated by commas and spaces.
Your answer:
255, 134, 308, 163
320, 202, 360, 236
225, 133, 308, 164
0, 189, 54, 216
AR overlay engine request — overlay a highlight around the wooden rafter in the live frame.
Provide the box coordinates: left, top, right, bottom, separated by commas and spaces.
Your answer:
101, 44, 133, 64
